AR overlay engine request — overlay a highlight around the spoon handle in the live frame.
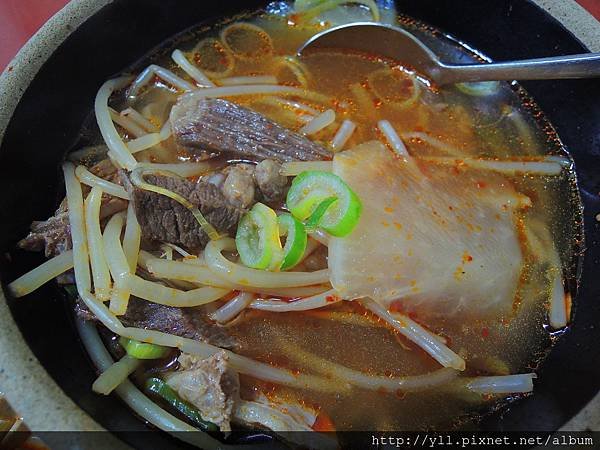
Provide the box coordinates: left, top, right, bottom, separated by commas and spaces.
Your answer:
439, 53, 600, 85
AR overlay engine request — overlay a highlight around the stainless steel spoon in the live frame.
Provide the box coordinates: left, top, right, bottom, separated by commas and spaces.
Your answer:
298, 22, 600, 85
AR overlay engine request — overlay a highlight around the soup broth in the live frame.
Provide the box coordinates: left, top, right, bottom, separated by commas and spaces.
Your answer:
10, 0, 583, 439
105, 6, 580, 430
107, 5, 582, 432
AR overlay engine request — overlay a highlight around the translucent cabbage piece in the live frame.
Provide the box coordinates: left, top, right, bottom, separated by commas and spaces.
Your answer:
329, 142, 526, 317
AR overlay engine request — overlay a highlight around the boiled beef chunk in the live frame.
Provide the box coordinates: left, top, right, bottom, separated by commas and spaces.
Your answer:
76, 296, 238, 349
170, 94, 330, 162
220, 164, 256, 209
166, 351, 240, 432
254, 159, 289, 203
18, 206, 71, 257
123, 173, 246, 252
18, 159, 128, 257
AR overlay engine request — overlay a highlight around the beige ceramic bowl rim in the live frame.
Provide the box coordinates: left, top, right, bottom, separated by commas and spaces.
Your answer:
0, 0, 598, 436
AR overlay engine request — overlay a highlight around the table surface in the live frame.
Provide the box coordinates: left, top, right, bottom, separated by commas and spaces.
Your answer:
1, 0, 600, 70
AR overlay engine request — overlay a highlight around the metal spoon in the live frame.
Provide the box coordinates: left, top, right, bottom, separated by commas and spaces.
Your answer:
298, 22, 600, 85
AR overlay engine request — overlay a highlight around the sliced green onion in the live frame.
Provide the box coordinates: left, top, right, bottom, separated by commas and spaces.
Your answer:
119, 337, 169, 360
456, 81, 500, 97
305, 197, 337, 232
236, 203, 283, 271
286, 171, 362, 237
236, 206, 310, 271
145, 377, 219, 432
278, 213, 308, 271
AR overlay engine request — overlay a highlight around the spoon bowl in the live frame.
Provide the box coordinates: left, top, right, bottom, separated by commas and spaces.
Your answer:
298, 22, 600, 85
299, 22, 442, 79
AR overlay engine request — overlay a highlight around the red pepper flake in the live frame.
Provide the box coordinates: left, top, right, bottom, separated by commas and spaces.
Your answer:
481, 327, 490, 338
312, 412, 336, 432
325, 295, 339, 303
389, 300, 405, 313
441, 334, 451, 346
259, 382, 278, 394
476, 181, 487, 189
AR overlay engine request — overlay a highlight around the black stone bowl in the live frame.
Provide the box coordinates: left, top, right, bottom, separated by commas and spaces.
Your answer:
1, 0, 599, 448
